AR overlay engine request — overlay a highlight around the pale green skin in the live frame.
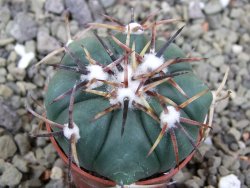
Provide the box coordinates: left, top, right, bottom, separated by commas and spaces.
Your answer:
45, 34, 212, 184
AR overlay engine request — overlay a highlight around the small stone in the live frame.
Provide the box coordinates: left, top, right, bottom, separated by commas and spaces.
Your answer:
37, 27, 61, 54
0, 84, 13, 98
185, 179, 199, 188
44, 143, 57, 164
65, 0, 92, 26
30, 165, 46, 178
45, 0, 64, 14
204, 1, 223, 15
0, 57, 6, 67
24, 151, 37, 164
7, 12, 38, 42
0, 99, 22, 132
189, 1, 204, 19
45, 179, 65, 188
232, 45, 243, 54
183, 24, 204, 39
218, 174, 241, 188
218, 166, 230, 176
14, 133, 31, 155
209, 156, 221, 168
0, 6, 10, 24
230, 8, 244, 19
0, 159, 22, 187
222, 155, 236, 168
12, 155, 29, 172
0, 135, 17, 159
50, 166, 63, 180
100, 0, 116, 8
210, 55, 224, 67
7, 63, 26, 80
220, 0, 230, 8
0, 38, 15, 47
228, 128, 241, 141
208, 175, 217, 185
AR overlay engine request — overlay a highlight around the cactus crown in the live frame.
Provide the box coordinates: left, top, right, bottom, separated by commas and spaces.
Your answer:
27, 10, 215, 186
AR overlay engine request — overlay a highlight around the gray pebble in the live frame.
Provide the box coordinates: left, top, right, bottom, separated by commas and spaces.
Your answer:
228, 128, 241, 141
218, 166, 230, 176
0, 99, 22, 132
50, 166, 63, 180
0, 6, 11, 24
30, 165, 46, 178
0, 84, 13, 98
37, 27, 61, 54
14, 133, 31, 155
0, 159, 22, 187
182, 24, 204, 39
7, 63, 26, 81
230, 8, 244, 19
24, 151, 37, 164
45, 179, 65, 188
0, 135, 17, 159
65, 0, 93, 26
7, 12, 38, 42
12, 155, 29, 173
204, 1, 223, 15
45, 0, 64, 14
210, 55, 224, 67
0, 57, 6, 67
184, 179, 200, 188
222, 155, 236, 168
100, 0, 117, 8
188, 1, 204, 19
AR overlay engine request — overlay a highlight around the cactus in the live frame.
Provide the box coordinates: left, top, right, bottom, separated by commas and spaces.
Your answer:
28, 11, 213, 186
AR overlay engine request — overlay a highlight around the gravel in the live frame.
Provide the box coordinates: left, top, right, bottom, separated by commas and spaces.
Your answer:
0, 0, 249, 187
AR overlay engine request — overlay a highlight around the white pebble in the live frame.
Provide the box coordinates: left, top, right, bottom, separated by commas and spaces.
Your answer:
220, 0, 230, 8
218, 174, 241, 188
232, 45, 243, 54
14, 44, 34, 69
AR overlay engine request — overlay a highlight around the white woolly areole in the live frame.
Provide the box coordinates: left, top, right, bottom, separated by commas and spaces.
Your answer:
218, 174, 241, 188
80, 65, 108, 88
109, 87, 139, 108
116, 65, 141, 92
125, 22, 144, 34
63, 123, 80, 141
137, 53, 165, 74
160, 106, 180, 129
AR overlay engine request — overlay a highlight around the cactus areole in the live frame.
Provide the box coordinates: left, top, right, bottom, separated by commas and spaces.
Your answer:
44, 19, 212, 185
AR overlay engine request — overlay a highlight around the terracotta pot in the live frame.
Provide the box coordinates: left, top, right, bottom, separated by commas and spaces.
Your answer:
46, 123, 201, 188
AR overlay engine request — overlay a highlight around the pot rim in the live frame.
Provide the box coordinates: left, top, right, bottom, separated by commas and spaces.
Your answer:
46, 122, 201, 187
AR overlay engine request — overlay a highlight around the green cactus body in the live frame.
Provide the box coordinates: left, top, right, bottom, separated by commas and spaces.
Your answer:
45, 33, 212, 184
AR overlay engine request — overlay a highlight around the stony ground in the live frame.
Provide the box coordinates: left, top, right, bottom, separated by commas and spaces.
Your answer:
0, 0, 249, 187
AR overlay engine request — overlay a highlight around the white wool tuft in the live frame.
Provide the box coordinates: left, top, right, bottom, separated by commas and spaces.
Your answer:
137, 53, 165, 74
125, 22, 144, 34
117, 66, 140, 91
63, 122, 80, 141
80, 65, 108, 88
109, 87, 139, 108
160, 106, 180, 129
218, 174, 241, 188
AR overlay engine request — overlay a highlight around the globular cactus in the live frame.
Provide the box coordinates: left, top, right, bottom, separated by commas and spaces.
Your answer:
28, 11, 213, 186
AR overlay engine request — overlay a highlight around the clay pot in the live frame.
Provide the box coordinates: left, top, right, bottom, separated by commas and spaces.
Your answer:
46, 123, 200, 188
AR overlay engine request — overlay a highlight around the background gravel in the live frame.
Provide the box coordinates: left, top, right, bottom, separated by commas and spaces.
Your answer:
0, 0, 249, 187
